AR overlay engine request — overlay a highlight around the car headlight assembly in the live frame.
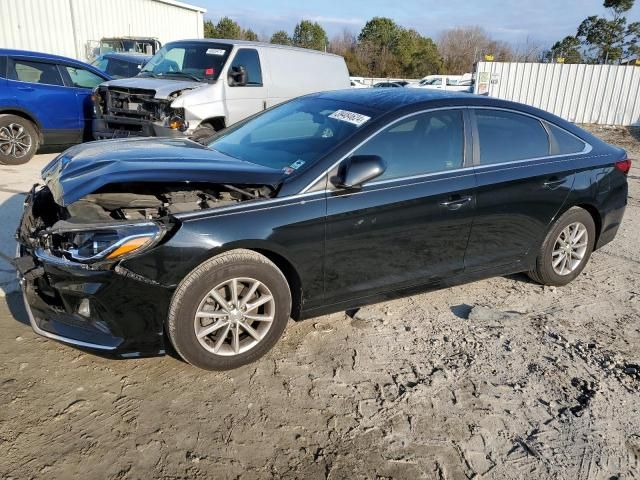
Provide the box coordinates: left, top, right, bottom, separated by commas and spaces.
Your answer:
60, 222, 164, 264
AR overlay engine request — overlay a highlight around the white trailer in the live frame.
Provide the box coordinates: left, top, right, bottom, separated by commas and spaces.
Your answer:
0, 0, 205, 61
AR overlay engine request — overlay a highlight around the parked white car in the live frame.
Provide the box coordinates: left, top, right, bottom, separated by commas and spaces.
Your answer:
410, 74, 473, 93
93, 39, 351, 140
349, 78, 369, 88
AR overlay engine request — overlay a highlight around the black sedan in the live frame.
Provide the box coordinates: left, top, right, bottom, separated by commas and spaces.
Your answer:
16, 89, 630, 370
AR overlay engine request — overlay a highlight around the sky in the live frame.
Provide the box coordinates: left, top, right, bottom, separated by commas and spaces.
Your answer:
195, 0, 640, 47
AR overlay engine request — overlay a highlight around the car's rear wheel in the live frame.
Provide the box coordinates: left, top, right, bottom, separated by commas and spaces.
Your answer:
0, 114, 39, 165
528, 207, 596, 286
167, 249, 292, 370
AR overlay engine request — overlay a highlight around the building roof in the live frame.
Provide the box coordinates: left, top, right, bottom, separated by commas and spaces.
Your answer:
153, 0, 206, 13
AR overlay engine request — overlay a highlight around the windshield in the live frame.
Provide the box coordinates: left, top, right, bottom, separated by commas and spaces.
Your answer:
208, 97, 378, 175
140, 42, 231, 82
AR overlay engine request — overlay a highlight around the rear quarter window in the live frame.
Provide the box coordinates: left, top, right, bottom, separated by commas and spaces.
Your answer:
0, 56, 6, 78
475, 109, 549, 165
547, 123, 587, 154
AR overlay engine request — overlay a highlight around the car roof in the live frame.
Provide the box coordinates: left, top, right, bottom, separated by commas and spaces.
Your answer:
307, 88, 606, 146
0, 48, 94, 66
100, 52, 152, 62
312, 88, 475, 111
0, 48, 110, 79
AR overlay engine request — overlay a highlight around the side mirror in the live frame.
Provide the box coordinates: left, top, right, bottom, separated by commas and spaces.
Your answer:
331, 155, 386, 190
229, 65, 247, 86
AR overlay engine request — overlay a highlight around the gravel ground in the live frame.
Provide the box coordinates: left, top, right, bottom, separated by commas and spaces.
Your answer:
0, 126, 638, 480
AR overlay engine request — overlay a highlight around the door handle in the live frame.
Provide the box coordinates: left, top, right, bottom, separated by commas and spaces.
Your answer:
439, 196, 472, 210
17, 86, 34, 92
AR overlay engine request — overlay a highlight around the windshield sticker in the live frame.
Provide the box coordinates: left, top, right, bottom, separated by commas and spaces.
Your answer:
329, 110, 370, 127
206, 48, 227, 56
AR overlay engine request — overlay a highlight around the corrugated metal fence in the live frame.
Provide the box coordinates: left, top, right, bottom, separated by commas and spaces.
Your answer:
475, 61, 640, 126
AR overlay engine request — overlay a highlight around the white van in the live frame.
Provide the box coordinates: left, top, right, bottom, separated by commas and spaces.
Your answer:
92, 39, 350, 140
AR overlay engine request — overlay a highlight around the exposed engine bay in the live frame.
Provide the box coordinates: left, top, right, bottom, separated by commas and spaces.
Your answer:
18, 182, 273, 264
65, 182, 272, 221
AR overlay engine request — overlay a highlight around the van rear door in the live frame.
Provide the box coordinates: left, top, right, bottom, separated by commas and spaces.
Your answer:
224, 48, 267, 125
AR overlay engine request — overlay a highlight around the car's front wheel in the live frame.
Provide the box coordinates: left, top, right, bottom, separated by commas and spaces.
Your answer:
0, 114, 39, 165
528, 206, 596, 286
167, 249, 292, 370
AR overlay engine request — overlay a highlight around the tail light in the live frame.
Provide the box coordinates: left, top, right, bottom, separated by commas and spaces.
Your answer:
615, 158, 632, 175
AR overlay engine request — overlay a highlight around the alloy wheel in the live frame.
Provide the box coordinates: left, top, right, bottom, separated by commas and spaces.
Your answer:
0, 123, 32, 158
552, 221, 588, 276
193, 277, 275, 356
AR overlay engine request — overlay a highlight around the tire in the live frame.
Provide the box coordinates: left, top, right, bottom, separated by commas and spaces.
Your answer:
167, 249, 292, 370
0, 114, 39, 165
189, 123, 216, 145
528, 207, 596, 286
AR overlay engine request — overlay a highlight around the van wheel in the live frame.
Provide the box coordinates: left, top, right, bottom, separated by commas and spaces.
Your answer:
528, 207, 596, 287
167, 249, 292, 370
190, 123, 216, 144
0, 115, 39, 165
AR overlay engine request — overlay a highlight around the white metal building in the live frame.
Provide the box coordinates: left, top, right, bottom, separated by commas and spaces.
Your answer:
0, 0, 206, 61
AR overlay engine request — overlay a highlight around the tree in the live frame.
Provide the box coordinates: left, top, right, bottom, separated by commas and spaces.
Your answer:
270, 30, 292, 46
204, 17, 258, 41
438, 26, 513, 74
546, 36, 583, 63
513, 36, 545, 62
576, 0, 639, 63
244, 29, 258, 41
396, 29, 442, 77
204, 20, 216, 39
355, 17, 441, 77
214, 17, 243, 40
358, 17, 401, 49
292, 20, 328, 51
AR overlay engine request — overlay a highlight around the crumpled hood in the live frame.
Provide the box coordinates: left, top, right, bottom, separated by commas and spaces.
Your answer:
42, 138, 285, 206
100, 77, 205, 99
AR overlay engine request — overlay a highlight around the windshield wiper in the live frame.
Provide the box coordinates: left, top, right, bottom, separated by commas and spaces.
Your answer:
163, 71, 202, 82
138, 71, 159, 78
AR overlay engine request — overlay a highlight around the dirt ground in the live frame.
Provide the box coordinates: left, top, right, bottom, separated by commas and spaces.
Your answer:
0, 126, 638, 480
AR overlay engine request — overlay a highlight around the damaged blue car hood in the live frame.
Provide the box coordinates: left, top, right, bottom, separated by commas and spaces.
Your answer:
42, 137, 285, 206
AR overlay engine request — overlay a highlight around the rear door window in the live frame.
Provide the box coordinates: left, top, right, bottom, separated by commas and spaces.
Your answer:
0, 56, 7, 78
10, 59, 64, 86
547, 123, 586, 154
229, 49, 262, 86
353, 109, 465, 181
63, 65, 105, 88
475, 109, 549, 165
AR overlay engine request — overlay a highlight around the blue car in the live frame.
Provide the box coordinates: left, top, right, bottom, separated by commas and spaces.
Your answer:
90, 52, 151, 79
0, 49, 110, 165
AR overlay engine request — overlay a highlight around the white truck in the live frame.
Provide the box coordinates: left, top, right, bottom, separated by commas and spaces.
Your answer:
92, 39, 350, 140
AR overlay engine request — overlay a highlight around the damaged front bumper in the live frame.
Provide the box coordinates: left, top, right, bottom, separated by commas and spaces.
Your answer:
15, 191, 173, 358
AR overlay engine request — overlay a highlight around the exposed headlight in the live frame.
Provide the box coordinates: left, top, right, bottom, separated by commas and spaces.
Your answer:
59, 222, 164, 263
